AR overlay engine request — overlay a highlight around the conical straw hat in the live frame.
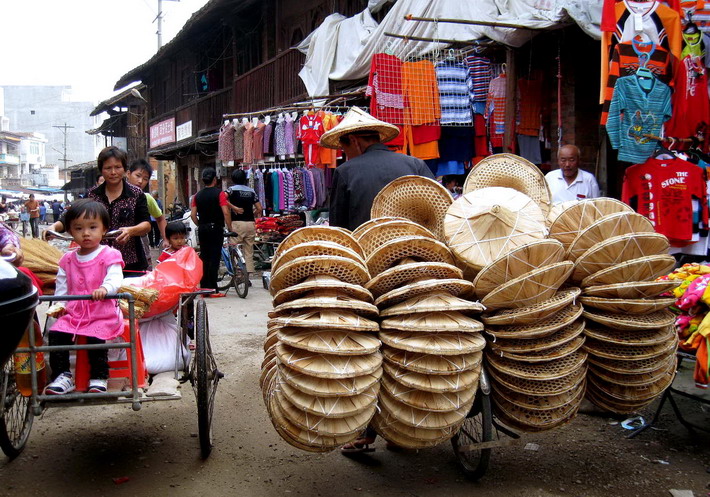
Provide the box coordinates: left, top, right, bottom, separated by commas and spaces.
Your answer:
566, 211, 656, 261
277, 327, 381, 356
278, 363, 382, 398
272, 241, 365, 274
380, 292, 485, 317
492, 385, 583, 432
365, 261, 463, 298
366, 236, 455, 276
379, 330, 486, 355
272, 275, 373, 307
485, 349, 587, 380
578, 296, 675, 314
370, 175, 453, 241
269, 255, 370, 295
444, 187, 547, 272
582, 308, 676, 330
275, 343, 382, 379
487, 362, 586, 397
382, 346, 483, 375
481, 261, 574, 311
488, 319, 585, 352
319, 106, 400, 149
583, 324, 675, 346
382, 361, 480, 393
493, 379, 586, 411
375, 278, 475, 309
587, 349, 676, 374
583, 335, 678, 361
488, 336, 585, 363
381, 372, 476, 412
274, 226, 363, 260
473, 239, 565, 298
358, 219, 436, 258
380, 310, 484, 333
270, 309, 379, 332
582, 280, 681, 299
371, 409, 461, 449
580, 255, 676, 288
277, 380, 378, 418
271, 292, 379, 318
482, 287, 581, 326
571, 233, 670, 284
546, 200, 579, 226
548, 198, 634, 251
378, 387, 471, 429
352, 217, 409, 240
462, 153, 552, 217
485, 313, 584, 341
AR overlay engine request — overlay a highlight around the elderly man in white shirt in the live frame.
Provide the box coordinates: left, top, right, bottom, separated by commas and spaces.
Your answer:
544, 145, 600, 203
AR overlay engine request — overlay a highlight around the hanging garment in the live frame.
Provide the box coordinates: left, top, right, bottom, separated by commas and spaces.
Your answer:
435, 60, 472, 125
402, 60, 441, 126
274, 120, 287, 156
606, 74, 672, 163
263, 123, 273, 155
252, 121, 266, 162
318, 112, 339, 167
284, 115, 296, 155
299, 113, 324, 167
465, 54, 492, 107
681, 30, 705, 58
234, 122, 245, 162
518, 76, 544, 137
517, 135, 543, 165
665, 55, 710, 139
486, 74, 507, 148
218, 123, 235, 162
243, 123, 255, 164
366, 53, 405, 124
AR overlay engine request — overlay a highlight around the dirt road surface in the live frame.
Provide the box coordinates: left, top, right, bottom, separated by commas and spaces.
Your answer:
2, 283, 709, 497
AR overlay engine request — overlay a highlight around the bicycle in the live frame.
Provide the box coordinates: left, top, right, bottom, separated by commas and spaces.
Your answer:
216, 231, 249, 298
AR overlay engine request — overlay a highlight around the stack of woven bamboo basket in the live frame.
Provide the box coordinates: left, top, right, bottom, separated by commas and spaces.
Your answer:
261, 227, 382, 452
549, 199, 679, 414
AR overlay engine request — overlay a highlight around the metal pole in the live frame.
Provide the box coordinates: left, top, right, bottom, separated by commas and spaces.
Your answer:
157, 0, 163, 51
403, 14, 541, 30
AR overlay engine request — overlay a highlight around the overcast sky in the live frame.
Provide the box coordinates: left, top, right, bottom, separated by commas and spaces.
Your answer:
1, 0, 210, 103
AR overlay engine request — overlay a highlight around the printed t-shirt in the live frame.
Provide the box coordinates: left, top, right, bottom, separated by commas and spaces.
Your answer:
665, 55, 710, 139
366, 53, 404, 124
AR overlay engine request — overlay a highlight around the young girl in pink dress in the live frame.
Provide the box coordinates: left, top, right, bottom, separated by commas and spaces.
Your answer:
45, 199, 125, 395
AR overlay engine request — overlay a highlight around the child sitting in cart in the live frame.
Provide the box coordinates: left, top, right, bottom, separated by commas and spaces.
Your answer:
158, 221, 188, 263
44, 199, 125, 395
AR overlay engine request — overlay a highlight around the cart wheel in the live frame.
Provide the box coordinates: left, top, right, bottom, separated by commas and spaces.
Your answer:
216, 253, 233, 292
0, 356, 33, 459
451, 392, 492, 481
231, 252, 248, 299
195, 298, 220, 458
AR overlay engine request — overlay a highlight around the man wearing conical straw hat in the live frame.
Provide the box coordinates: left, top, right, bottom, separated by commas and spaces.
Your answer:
321, 107, 435, 231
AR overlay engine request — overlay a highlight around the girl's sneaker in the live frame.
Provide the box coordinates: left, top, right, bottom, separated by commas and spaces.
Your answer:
88, 379, 108, 393
44, 372, 75, 395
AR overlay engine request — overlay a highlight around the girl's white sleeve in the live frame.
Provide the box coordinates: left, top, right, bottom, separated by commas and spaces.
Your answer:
101, 263, 124, 294
55, 266, 67, 296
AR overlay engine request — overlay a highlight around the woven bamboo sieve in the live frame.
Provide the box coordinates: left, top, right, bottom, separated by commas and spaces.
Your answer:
582, 280, 681, 299
585, 384, 656, 415
382, 346, 483, 375
492, 386, 584, 432
485, 313, 584, 340
583, 335, 678, 361
582, 308, 676, 330
587, 354, 676, 386
481, 288, 581, 326
485, 349, 587, 380
487, 319, 585, 352
583, 324, 675, 346
587, 349, 677, 374
493, 379, 586, 411
274, 226, 364, 260
580, 254, 676, 287
357, 219, 437, 258
352, 216, 408, 240
548, 198, 634, 251
366, 235, 455, 276
587, 365, 675, 402
380, 292, 485, 317
269, 255, 370, 295
272, 241, 365, 274
578, 296, 676, 314
270, 292, 379, 318
375, 278, 475, 309
272, 275, 373, 307
488, 336, 585, 363
365, 262, 463, 298
270, 309, 379, 332
487, 362, 587, 397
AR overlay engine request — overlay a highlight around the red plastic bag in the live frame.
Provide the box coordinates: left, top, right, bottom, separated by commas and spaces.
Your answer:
127, 247, 203, 317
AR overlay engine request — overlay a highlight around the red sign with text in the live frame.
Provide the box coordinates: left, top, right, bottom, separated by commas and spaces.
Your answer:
150, 118, 176, 148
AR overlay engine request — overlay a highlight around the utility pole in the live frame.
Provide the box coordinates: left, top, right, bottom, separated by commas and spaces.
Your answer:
154, 0, 180, 51
53, 123, 74, 202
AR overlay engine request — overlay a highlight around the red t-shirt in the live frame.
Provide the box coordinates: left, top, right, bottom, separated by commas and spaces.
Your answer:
622, 157, 708, 243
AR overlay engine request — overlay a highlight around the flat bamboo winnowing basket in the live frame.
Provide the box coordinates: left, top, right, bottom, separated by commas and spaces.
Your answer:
578, 296, 676, 314
365, 261, 463, 298
352, 216, 408, 240
571, 232, 671, 284
380, 311, 484, 333
277, 328, 381, 356
274, 226, 364, 260
272, 275, 373, 307
382, 346, 483, 375
357, 219, 436, 258
380, 292, 485, 317
274, 343, 383, 379
382, 361, 480, 393
481, 288, 582, 326
583, 324, 675, 346
379, 330, 487, 355
462, 153, 552, 217
487, 362, 586, 397
370, 175, 453, 241
582, 280, 681, 299
566, 211, 656, 261
580, 254, 677, 288
272, 241, 365, 273
366, 236, 455, 276
270, 292, 379, 318
279, 364, 382, 398
443, 187, 547, 272
473, 239, 566, 298
269, 255, 370, 295
548, 198, 634, 250
485, 349, 587, 380
582, 308, 676, 330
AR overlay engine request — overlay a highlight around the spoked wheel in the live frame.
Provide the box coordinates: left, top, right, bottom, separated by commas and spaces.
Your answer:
0, 356, 33, 459
194, 298, 221, 458
231, 252, 248, 299
216, 253, 233, 292
451, 392, 493, 481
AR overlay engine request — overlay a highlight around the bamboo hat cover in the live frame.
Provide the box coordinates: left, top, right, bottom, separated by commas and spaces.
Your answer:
580, 254, 676, 288
357, 219, 437, 258
481, 288, 581, 326
271, 292, 379, 318
269, 255, 370, 295
548, 198, 635, 250
488, 319, 585, 352
379, 291, 485, 317
272, 241, 365, 273
272, 275, 373, 307
270, 309, 379, 332
378, 387, 470, 429
278, 363, 382, 398
382, 361, 480, 393
380, 310, 484, 333
582, 308, 676, 330
381, 372, 476, 412
566, 211, 656, 261
578, 296, 676, 314
582, 280, 681, 299
487, 362, 586, 397
274, 343, 382, 379
372, 409, 461, 448
277, 327, 382, 356
382, 346, 483, 375
366, 235, 456, 276
379, 330, 486, 356
274, 226, 363, 259
365, 261, 463, 298
352, 216, 408, 240
374, 278, 475, 309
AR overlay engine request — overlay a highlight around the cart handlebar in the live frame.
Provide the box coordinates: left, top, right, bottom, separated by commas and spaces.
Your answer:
38, 292, 134, 303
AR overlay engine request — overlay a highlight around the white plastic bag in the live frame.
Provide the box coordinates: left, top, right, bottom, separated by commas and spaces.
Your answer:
139, 312, 190, 374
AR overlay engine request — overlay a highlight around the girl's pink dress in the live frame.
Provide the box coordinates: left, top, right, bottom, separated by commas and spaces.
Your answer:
51, 246, 125, 340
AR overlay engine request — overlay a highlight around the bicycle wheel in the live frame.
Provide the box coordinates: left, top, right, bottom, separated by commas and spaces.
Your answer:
451, 392, 493, 481
195, 298, 220, 459
0, 356, 33, 459
231, 251, 248, 299
216, 249, 233, 291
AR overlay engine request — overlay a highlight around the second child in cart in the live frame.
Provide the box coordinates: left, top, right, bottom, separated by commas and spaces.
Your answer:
158, 221, 189, 263
44, 199, 125, 395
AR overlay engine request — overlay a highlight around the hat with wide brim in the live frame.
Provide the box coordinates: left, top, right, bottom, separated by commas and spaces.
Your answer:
580, 254, 676, 288
382, 346, 483, 376
444, 187, 547, 272
382, 361, 480, 394
381, 310, 484, 333
462, 153, 552, 217
357, 219, 437, 258
366, 235, 455, 276
278, 363, 382, 398
493, 379, 585, 411
487, 336, 585, 363
272, 275, 373, 307
583, 335, 678, 361
488, 319, 585, 353
378, 387, 470, 430
379, 291, 485, 317
370, 176, 453, 241
274, 226, 364, 260
371, 409, 461, 449
365, 261, 463, 298
275, 343, 382, 379
566, 211, 656, 262
375, 278, 475, 309
277, 327, 381, 356
481, 261, 574, 311
473, 239, 566, 298
379, 330, 486, 356
582, 280, 681, 299
548, 198, 635, 250
578, 296, 676, 314
481, 287, 582, 326
487, 361, 586, 397
269, 255, 370, 295
583, 323, 675, 346
486, 349, 587, 380
571, 233, 671, 284
272, 241, 365, 274
587, 349, 676, 374
381, 372, 476, 412
270, 292, 379, 318
270, 309, 379, 332
319, 106, 400, 149
352, 217, 409, 240
582, 308, 676, 330
277, 380, 379, 418
492, 386, 583, 432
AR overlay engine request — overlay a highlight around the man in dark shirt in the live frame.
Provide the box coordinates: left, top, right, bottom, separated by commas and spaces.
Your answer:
321, 107, 435, 231
227, 169, 262, 279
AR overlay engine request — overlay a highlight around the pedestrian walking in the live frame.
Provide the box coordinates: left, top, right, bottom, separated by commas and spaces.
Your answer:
24, 194, 40, 238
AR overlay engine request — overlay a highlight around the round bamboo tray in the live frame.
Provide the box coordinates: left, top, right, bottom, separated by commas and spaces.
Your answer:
372, 409, 461, 449
583, 324, 675, 346
481, 288, 581, 326
382, 346, 483, 375
357, 219, 437, 258
492, 387, 583, 432
275, 343, 382, 379
270, 309, 379, 332
352, 217, 408, 240
488, 336, 585, 363
272, 275, 373, 307
379, 330, 486, 356
488, 319, 585, 352
583, 335, 678, 361
485, 349, 587, 380
269, 255, 370, 295
487, 362, 586, 397
585, 384, 656, 415
378, 387, 471, 430
274, 226, 363, 260
582, 308, 676, 330
582, 280, 681, 299
578, 296, 675, 314
270, 292, 379, 318
380, 292, 485, 317
382, 361, 479, 393
381, 373, 476, 412
278, 364, 382, 398
493, 379, 586, 411
566, 212, 656, 262
365, 262, 463, 298
278, 380, 378, 418
370, 175, 453, 241
580, 255, 676, 288
587, 367, 674, 402
587, 349, 677, 374
366, 236, 455, 276
587, 355, 676, 387
548, 198, 635, 251
375, 278, 475, 309
272, 241, 365, 274
277, 328, 381, 356
380, 311, 484, 333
